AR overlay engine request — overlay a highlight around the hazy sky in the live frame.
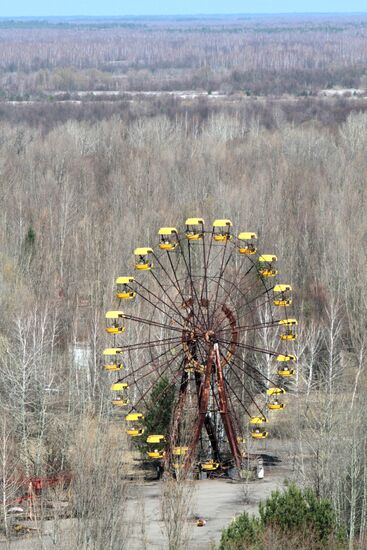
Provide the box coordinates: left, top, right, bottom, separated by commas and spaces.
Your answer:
1, 1, 367, 17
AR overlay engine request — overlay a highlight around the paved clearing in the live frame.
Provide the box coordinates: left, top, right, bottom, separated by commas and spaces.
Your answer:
1, 448, 293, 550
128, 464, 290, 549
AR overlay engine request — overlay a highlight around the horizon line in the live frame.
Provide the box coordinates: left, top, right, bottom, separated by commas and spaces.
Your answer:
1, 12, 367, 18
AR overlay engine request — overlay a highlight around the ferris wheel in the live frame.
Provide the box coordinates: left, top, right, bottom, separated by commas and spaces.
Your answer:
102, 218, 297, 475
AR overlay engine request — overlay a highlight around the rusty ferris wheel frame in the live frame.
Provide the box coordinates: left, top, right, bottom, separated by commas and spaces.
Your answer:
105, 221, 296, 474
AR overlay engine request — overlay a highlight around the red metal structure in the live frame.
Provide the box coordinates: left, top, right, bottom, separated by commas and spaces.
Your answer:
104, 219, 297, 475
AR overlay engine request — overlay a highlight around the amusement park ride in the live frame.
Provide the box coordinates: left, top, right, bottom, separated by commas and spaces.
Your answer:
103, 218, 298, 477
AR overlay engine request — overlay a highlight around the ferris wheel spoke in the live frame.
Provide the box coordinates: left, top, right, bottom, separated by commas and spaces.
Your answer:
217, 291, 274, 334
211, 268, 259, 316
177, 238, 208, 328
217, 336, 278, 357
116, 336, 182, 353
210, 238, 231, 326
234, 286, 275, 317
217, 319, 281, 335
127, 357, 184, 415
219, 348, 254, 416
203, 248, 225, 310
211, 260, 275, 327
200, 232, 215, 319
231, 355, 276, 392
202, 231, 225, 271
122, 312, 183, 333
117, 343, 183, 383
215, 241, 235, 290
213, 342, 242, 468
219, 340, 278, 389
125, 349, 183, 405
225, 374, 266, 422
223, 378, 248, 434
196, 338, 209, 368
169, 244, 207, 330
135, 281, 188, 330
226, 255, 257, 296
152, 251, 186, 303
166, 368, 190, 462
128, 286, 185, 331
208, 273, 274, 334
219, 349, 267, 419
199, 234, 210, 328
149, 269, 194, 328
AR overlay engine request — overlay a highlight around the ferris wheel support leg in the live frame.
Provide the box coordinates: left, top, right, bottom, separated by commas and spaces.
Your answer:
204, 415, 221, 463
183, 349, 214, 473
214, 343, 242, 472
193, 371, 221, 463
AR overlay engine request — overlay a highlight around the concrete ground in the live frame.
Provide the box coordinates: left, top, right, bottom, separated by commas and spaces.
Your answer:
128, 466, 290, 549
0, 442, 295, 549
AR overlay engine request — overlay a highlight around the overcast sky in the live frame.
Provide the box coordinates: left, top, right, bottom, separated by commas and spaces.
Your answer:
1, 1, 367, 17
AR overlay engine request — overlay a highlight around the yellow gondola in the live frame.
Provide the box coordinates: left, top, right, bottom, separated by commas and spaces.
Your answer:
249, 415, 268, 424
146, 434, 166, 459
111, 380, 129, 407
212, 219, 233, 242
251, 427, 269, 439
126, 411, 145, 437
125, 412, 144, 422
147, 450, 165, 459
103, 348, 124, 371
105, 311, 125, 334
158, 227, 178, 251
238, 232, 257, 255
185, 218, 204, 240
267, 387, 286, 396
147, 434, 166, 444
127, 428, 145, 437
278, 318, 298, 341
116, 276, 136, 300
111, 382, 129, 391
172, 446, 189, 456
277, 367, 296, 378
267, 399, 286, 410
112, 397, 129, 407
258, 254, 278, 277
201, 460, 220, 471
276, 354, 297, 362
273, 284, 292, 307
134, 247, 154, 270
276, 354, 296, 377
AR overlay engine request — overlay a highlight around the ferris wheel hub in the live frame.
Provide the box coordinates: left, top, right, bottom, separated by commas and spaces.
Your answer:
204, 330, 215, 343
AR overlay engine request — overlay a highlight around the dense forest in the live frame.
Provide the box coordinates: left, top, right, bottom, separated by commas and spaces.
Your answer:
1, 14, 367, 549
1, 14, 367, 98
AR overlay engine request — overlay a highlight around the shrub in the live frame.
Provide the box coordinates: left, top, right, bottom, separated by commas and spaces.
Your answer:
219, 484, 346, 550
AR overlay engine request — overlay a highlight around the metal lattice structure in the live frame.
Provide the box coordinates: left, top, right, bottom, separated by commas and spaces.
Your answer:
103, 219, 297, 475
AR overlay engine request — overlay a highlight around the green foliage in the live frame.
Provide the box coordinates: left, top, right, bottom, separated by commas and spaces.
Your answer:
219, 484, 346, 550
258, 485, 336, 541
219, 512, 261, 550
19, 225, 36, 272
144, 376, 175, 437
25, 226, 36, 246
